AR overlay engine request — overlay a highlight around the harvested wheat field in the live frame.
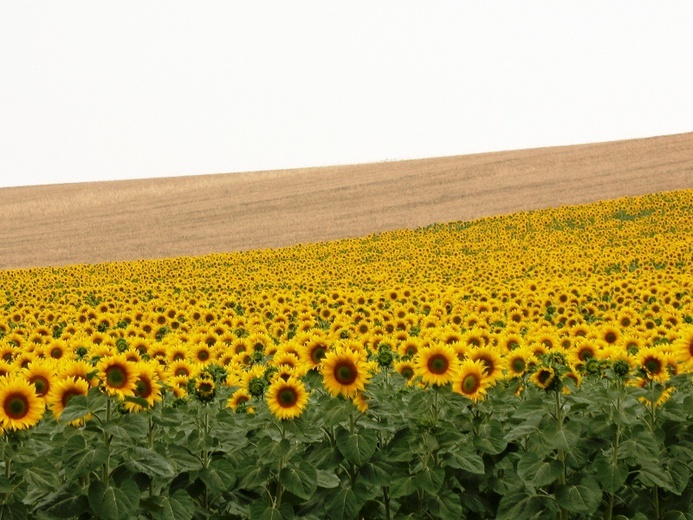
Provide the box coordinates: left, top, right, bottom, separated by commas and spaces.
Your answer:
1, 132, 692, 270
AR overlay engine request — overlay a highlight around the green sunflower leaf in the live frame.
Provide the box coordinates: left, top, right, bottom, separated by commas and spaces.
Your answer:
336, 426, 377, 466
146, 490, 196, 520
124, 447, 176, 479
325, 484, 363, 520
279, 461, 317, 500
594, 455, 627, 493
516, 453, 563, 488
88, 480, 139, 520
555, 479, 601, 515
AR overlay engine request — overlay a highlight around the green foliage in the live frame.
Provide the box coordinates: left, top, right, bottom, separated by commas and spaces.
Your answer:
1, 350, 692, 520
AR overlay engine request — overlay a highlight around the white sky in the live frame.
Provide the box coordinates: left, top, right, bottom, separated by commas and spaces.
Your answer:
1, 2, 692, 189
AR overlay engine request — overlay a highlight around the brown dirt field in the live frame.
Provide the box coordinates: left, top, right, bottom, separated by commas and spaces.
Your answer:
1, 132, 692, 270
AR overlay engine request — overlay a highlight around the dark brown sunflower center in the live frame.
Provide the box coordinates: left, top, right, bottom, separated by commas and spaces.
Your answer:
51, 348, 63, 359
334, 361, 358, 385
400, 367, 414, 380
62, 389, 81, 408
135, 378, 152, 398
511, 358, 526, 373
604, 332, 617, 344
175, 368, 189, 377
30, 375, 50, 397
461, 374, 480, 394
578, 348, 594, 361
405, 346, 417, 356
198, 382, 214, 394
644, 357, 662, 375
4, 393, 29, 419
106, 365, 127, 388
479, 357, 494, 374
278, 387, 298, 408
537, 369, 553, 385
310, 347, 327, 363
427, 354, 449, 375
197, 350, 210, 361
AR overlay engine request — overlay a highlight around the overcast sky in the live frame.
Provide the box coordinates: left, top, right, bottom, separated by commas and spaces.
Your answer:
1, 2, 692, 189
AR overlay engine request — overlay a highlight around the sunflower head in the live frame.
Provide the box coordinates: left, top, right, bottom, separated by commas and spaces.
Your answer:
321, 346, 372, 398
266, 376, 309, 420
415, 344, 459, 387
47, 376, 90, 422
530, 366, 560, 392
0, 376, 45, 430
452, 359, 491, 403
97, 354, 137, 399
194, 375, 216, 403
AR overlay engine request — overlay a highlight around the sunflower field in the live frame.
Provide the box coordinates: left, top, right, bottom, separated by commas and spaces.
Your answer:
1, 189, 692, 519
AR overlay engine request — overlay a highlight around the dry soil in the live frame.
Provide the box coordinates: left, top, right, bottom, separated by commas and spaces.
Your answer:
1, 132, 692, 270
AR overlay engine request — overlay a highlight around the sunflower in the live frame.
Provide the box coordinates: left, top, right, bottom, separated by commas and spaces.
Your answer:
468, 346, 505, 382
321, 346, 372, 398
394, 359, 416, 382
452, 359, 491, 403
636, 347, 670, 383
562, 367, 582, 394
530, 366, 557, 391
272, 352, 301, 370
59, 360, 100, 387
353, 392, 369, 413
300, 338, 329, 368
191, 343, 213, 364
97, 354, 137, 399
569, 339, 601, 366
194, 375, 216, 402
505, 347, 536, 378
124, 363, 163, 412
227, 388, 253, 413
673, 327, 693, 371
600, 325, 621, 345
415, 344, 460, 387
0, 376, 45, 430
0, 360, 15, 379
397, 338, 421, 359
46, 339, 70, 361
21, 361, 55, 399
166, 342, 189, 363
167, 359, 198, 379
265, 376, 309, 420
47, 376, 90, 421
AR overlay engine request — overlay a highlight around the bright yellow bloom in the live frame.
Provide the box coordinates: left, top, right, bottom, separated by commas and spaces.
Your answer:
321, 346, 372, 398
265, 376, 309, 420
452, 359, 491, 403
97, 354, 137, 399
416, 343, 460, 387
47, 376, 90, 422
0, 376, 45, 430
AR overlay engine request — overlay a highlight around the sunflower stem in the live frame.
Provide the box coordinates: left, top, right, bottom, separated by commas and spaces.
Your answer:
432, 389, 439, 424
554, 389, 568, 520
275, 422, 286, 509
605, 378, 623, 520
646, 380, 661, 520
148, 415, 154, 450
102, 398, 112, 485
148, 415, 155, 498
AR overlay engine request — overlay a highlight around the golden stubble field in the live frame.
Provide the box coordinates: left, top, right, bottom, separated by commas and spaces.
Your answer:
1, 132, 692, 270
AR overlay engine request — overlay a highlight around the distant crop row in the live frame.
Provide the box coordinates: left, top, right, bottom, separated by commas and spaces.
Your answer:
0, 189, 691, 519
